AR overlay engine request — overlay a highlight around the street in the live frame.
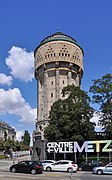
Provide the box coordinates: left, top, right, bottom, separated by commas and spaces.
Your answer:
0, 170, 112, 180
0, 169, 112, 180
0, 160, 112, 180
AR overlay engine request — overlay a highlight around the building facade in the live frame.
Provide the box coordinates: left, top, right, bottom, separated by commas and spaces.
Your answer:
33, 31, 84, 160
0, 120, 16, 141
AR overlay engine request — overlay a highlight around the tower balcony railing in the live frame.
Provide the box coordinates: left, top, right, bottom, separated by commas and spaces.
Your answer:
35, 56, 83, 70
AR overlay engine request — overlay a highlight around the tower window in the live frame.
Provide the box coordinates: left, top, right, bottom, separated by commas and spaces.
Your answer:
59, 53, 60, 56
54, 53, 55, 56
51, 93, 53, 97
62, 53, 64, 56
51, 81, 53, 85
63, 80, 64, 84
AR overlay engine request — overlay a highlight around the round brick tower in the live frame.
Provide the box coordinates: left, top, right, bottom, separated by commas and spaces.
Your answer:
33, 31, 84, 160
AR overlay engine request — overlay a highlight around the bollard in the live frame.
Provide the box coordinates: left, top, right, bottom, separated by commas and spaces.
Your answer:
69, 168, 73, 179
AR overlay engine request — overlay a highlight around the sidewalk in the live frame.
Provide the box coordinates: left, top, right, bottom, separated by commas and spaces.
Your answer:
0, 160, 13, 171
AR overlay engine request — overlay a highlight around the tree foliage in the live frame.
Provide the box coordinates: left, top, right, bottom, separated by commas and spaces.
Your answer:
22, 130, 31, 146
45, 85, 95, 142
89, 73, 112, 131
0, 130, 31, 153
0, 140, 5, 150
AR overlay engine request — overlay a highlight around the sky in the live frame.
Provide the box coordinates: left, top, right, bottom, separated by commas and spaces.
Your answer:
0, 0, 112, 142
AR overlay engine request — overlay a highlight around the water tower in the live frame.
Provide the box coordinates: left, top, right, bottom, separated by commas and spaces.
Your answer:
33, 31, 84, 160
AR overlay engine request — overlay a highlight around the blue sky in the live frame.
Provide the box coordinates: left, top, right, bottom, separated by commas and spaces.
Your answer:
0, 0, 112, 141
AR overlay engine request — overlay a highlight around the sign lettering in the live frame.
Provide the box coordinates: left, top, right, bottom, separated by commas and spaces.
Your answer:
47, 140, 112, 153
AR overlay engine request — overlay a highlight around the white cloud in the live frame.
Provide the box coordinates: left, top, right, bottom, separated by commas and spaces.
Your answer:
0, 73, 13, 86
90, 112, 99, 125
16, 130, 24, 141
5, 46, 34, 82
0, 88, 36, 124
90, 112, 102, 132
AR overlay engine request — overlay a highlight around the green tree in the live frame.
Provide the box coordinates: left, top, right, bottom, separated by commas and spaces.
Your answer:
89, 73, 112, 132
0, 140, 5, 151
22, 130, 31, 147
45, 85, 95, 142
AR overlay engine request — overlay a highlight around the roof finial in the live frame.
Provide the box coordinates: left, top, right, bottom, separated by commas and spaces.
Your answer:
57, 27, 60, 32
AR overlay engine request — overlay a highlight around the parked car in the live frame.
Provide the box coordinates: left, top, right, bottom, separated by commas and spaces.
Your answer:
93, 162, 112, 175
41, 160, 56, 167
44, 160, 78, 172
5, 154, 10, 158
10, 160, 43, 174
78, 160, 104, 171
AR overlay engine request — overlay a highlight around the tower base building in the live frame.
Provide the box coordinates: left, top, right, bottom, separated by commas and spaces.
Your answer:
33, 31, 84, 160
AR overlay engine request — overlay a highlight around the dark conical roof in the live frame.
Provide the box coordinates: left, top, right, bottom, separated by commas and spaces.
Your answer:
40, 31, 77, 45
34, 31, 84, 55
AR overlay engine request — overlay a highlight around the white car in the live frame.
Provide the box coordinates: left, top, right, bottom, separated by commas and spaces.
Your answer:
44, 160, 78, 172
41, 160, 56, 167
93, 162, 112, 175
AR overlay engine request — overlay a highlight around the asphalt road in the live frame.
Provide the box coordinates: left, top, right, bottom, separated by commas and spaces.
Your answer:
0, 160, 112, 180
0, 170, 112, 180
